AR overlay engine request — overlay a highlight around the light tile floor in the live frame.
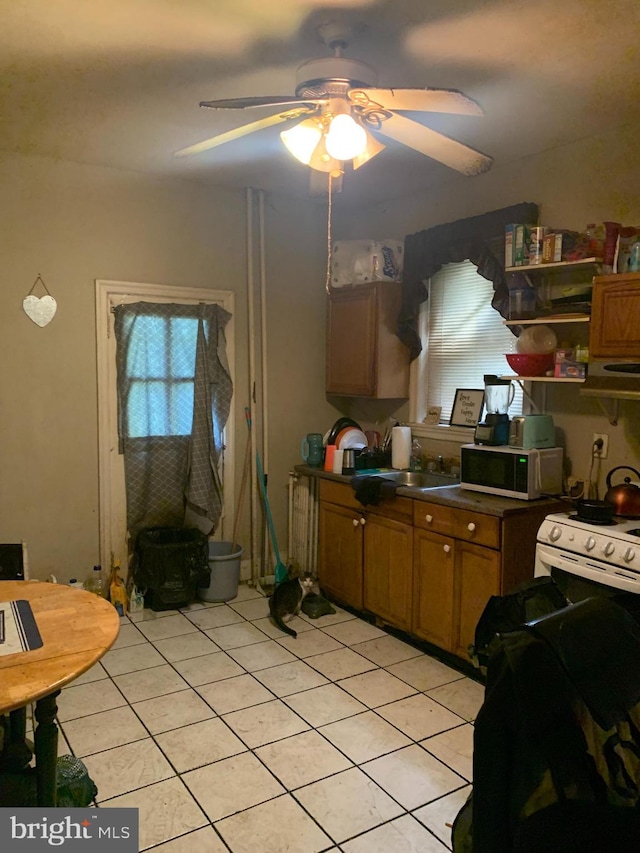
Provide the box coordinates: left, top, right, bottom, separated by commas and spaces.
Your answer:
52, 585, 482, 852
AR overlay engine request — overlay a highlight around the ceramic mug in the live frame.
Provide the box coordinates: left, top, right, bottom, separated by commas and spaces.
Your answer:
301, 433, 324, 467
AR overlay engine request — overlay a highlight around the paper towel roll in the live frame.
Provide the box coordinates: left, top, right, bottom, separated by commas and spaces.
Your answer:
391, 426, 411, 470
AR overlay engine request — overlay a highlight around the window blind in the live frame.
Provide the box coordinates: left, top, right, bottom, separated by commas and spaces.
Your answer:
425, 262, 523, 422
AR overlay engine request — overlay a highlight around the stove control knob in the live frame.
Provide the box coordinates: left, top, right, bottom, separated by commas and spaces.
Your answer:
585, 536, 597, 551
623, 547, 636, 564
603, 541, 616, 557
549, 525, 562, 542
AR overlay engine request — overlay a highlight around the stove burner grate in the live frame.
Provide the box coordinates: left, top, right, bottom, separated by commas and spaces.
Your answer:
568, 514, 618, 527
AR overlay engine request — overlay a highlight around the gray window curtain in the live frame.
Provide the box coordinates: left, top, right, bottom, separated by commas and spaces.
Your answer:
113, 301, 233, 543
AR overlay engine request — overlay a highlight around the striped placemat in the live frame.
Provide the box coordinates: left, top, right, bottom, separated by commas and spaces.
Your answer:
0, 599, 43, 656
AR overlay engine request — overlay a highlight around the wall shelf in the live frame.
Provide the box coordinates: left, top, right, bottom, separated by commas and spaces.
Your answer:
505, 258, 602, 274
500, 375, 585, 383
504, 313, 590, 326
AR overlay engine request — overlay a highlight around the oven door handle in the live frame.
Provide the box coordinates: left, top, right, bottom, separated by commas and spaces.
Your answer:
535, 543, 640, 594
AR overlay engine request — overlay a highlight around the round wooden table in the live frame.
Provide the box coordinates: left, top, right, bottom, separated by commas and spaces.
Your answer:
0, 581, 120, 805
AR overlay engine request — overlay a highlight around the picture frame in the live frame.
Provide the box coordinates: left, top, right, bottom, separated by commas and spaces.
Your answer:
450, 389, 484, 428
424, 406, 442, 425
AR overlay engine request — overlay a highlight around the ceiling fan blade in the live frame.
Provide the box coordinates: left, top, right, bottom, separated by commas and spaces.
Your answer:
376, 113, 492, 176
200, 95, 326, 110
174, 108, 315, 158
349, 87, 483, 116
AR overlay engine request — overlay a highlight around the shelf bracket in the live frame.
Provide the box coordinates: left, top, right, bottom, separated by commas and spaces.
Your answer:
512, 379, 542, 413
594, 395, 619, 426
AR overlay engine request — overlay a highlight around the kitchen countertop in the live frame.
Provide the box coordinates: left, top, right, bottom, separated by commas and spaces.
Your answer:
295, 464, 566, 518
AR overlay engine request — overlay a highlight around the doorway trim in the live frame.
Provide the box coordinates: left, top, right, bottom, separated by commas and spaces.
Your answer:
95, 279, 235, 572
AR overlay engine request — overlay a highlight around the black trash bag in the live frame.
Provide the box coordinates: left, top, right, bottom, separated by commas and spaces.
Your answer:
469, 576, 569, 672
452, 790, 474, 853
132, 527, 209, 611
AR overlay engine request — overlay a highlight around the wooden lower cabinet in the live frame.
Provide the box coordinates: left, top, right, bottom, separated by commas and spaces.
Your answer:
412, 528, 455, 650
413, 528, 501, 657
318, 479, 414, 626
318, 477, 559, 662
452, 540, 501, 659
318, 499, 364, 610
412, 500, 552, 658
363, 513, 413, 631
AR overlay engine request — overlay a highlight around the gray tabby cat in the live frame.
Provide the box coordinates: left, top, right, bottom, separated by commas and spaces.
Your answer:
269, 572, 314, 638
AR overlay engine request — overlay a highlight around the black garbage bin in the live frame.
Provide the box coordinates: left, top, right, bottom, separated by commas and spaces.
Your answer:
133, 527, 209, 611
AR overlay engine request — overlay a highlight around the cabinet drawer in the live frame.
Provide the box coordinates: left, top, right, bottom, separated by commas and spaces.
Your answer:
319, 480, 362, 512
318, 478, 413, 522
367, 496, 413, 524
413, 501, 500, 549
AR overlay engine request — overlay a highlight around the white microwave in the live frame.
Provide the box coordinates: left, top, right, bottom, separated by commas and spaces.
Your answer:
460, 444, 563, 500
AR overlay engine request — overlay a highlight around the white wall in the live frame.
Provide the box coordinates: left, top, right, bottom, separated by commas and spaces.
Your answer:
332, 121, 640, 494
0, 152, 336, 581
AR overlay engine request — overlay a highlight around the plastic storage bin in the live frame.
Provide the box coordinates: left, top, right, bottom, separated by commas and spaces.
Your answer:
198, 542, 243, 603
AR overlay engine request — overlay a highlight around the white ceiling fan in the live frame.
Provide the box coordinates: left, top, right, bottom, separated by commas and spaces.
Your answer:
175, 22, 493, 181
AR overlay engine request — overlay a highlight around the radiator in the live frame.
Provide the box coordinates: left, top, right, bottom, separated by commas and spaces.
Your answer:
287, 472, 319, 575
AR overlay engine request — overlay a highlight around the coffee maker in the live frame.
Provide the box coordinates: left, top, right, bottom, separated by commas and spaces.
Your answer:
474, 375, 515, 446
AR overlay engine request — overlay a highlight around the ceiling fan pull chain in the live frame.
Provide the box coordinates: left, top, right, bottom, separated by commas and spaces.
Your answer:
325, 174, 333, 295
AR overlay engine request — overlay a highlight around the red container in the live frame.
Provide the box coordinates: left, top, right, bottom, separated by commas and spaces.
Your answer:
505, 352, 555, 377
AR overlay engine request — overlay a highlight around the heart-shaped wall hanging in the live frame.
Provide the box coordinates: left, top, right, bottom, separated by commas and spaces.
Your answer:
23, 274, 57, 327
23, 294, 57, 327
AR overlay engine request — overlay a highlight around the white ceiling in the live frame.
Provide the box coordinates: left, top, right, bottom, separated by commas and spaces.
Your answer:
2, 0, 639, 205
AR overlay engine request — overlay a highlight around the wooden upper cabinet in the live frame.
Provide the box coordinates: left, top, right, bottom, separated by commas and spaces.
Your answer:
326, 282, 410, 398
590, 272, 640, 358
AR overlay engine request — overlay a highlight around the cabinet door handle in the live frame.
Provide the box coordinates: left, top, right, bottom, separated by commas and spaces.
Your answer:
352, 519, 359, 527
360, 517, 366, 526
443, 544, 451, 553
467, 522, 476, 532
425, 514, 433, 524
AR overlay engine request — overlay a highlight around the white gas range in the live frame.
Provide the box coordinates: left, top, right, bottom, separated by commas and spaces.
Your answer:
535, 512, 640, 598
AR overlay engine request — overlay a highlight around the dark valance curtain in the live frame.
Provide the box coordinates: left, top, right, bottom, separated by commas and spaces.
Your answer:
399, 202, 539, 359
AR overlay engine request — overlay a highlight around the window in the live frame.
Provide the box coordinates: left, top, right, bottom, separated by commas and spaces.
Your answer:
122, 314, 198, 437
413, 261, 523, 425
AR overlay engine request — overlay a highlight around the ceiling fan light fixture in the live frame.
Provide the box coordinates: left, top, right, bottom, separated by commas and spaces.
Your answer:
280, 119, 322, 165
352, 129, 385, 170
308, 133, 342, 174
325, 113, 367, 161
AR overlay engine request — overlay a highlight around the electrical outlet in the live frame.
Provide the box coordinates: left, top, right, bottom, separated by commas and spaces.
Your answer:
592, 432, 609, 459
